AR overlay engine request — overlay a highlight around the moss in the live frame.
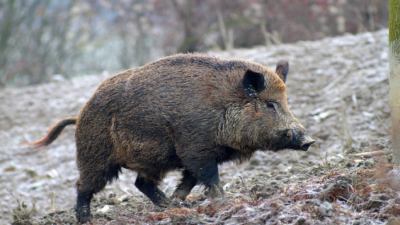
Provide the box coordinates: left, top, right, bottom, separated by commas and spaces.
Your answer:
389, 0, 400, 45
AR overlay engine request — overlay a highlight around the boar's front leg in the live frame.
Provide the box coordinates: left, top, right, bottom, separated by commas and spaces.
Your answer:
172, 170, 197, 200
195, 159, 224, 198
135, 174, 171, 207
179, 152, 224, 199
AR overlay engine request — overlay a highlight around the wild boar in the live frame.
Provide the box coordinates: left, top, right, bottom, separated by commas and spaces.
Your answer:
32, 54, 315, 223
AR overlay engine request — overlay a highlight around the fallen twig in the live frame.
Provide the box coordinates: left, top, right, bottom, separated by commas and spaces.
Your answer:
350, 150, 388, 158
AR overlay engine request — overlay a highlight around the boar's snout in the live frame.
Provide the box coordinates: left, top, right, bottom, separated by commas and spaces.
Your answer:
299, 135, 315, 151
285, 129, 315, 151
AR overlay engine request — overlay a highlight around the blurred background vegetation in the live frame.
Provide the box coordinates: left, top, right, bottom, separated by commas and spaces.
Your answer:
0, 0, 387, 87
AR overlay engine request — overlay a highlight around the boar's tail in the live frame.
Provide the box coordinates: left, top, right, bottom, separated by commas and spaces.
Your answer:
31, 117, 77, 148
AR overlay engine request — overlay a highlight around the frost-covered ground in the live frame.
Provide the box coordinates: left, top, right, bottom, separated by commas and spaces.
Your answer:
1, 30, 396, 224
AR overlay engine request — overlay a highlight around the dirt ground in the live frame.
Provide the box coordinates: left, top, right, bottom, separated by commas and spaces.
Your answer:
1, 29, 398, 225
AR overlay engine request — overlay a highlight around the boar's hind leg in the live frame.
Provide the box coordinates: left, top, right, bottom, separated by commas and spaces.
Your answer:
75, 172, 107, 223
172, 170, 197, 200
75, 164, 121, 223
135, 174, 171, 207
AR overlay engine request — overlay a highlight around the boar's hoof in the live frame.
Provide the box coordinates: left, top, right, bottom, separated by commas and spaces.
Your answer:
155, 197, 172, 208
75, 205, 91, 224
171, 189, 189, 201
205, 184, 225, 199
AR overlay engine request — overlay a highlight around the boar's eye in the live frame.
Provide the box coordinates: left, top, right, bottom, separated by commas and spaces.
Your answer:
266, 101, 278, 112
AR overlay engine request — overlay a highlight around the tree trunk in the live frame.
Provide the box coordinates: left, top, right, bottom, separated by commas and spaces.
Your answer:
171, 0, 202, 53
389, 0, 400, 164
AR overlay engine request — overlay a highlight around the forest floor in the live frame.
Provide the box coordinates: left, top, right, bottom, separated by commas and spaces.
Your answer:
1, 29, 399, 225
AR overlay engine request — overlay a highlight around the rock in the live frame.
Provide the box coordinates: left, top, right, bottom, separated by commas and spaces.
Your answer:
96, 205, 112, 214
318, 201, 333, 218
117, 194, 130, 203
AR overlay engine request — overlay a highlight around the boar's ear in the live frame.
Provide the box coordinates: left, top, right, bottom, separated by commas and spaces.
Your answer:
275, 60, 289, 83
242, 70, 266, 98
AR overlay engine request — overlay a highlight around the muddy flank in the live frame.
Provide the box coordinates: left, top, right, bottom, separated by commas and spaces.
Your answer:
1, 30, 397, 224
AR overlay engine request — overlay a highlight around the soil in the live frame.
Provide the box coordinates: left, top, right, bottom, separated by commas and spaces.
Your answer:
1, 29, 398, 225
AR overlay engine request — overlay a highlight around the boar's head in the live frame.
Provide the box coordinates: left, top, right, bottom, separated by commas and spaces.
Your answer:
218, 61, 315, 152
